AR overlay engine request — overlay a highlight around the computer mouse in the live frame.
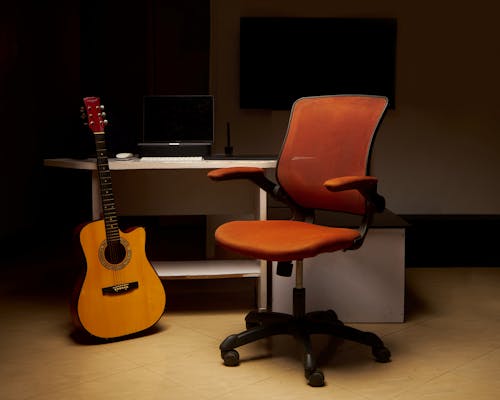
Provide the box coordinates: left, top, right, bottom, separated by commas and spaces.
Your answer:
115, 152, 134, 159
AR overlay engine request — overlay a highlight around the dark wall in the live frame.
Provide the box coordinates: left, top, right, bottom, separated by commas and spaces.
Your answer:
80, 0, 210, 157
1, 0, 210, 254
1, 1, 82, 255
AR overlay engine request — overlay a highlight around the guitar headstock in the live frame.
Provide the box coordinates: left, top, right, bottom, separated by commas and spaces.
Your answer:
81, 97, 108, 133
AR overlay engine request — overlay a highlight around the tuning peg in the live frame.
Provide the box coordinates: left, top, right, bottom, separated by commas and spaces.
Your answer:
103, 119, 109, 125
100, 112, 107, 118
100, 105, 105, 110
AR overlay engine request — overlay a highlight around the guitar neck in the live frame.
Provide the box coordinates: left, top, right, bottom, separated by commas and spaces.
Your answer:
94, 132, 120, 244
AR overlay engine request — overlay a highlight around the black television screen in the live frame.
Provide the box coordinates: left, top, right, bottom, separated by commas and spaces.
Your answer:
240, 17, 397, 110
142, 95, 214, 143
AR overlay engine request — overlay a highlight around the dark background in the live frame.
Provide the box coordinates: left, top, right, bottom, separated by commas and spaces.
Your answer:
1, 0, 210, 261
2, 0, 498, 270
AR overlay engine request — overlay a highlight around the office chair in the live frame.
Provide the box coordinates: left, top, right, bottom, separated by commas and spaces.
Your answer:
207, 95, 391, 387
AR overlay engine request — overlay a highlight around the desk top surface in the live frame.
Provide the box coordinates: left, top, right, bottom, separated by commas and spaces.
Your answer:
44, 157, 277, 170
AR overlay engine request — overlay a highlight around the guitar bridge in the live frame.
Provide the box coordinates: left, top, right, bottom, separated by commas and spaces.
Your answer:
102, 281, 139, 295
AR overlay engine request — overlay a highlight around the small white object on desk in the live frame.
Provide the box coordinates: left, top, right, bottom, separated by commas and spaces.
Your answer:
115, 152, 135, 159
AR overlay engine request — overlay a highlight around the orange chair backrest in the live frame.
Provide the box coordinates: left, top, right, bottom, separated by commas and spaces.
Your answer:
276, 95, 388, 215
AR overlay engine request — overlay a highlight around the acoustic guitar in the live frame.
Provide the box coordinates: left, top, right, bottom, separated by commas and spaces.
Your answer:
71, 96, 166, 339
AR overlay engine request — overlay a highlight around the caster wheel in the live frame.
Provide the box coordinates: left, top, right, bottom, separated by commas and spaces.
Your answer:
372, 346, 391, 363
307, 369, 325, 387
222, 349, 240, 366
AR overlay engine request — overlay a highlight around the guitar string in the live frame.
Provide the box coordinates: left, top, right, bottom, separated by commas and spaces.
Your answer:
95, 133, 123, 288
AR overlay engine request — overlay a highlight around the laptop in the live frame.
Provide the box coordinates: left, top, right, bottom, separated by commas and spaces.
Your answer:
138, 95, 214, 157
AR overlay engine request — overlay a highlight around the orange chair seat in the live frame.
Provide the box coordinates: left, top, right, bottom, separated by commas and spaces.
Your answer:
215, 220, 360, 261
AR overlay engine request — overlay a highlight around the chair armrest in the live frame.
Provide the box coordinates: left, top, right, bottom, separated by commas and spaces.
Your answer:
323, 175, 378, 191
207, 167, 277, 193
324, 176, 385, 212
208, 167, 312, 220
208, 166, 265, 181
324, 176, 386, 250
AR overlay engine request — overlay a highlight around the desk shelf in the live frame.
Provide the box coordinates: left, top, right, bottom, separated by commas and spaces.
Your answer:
152, 259, 260, 280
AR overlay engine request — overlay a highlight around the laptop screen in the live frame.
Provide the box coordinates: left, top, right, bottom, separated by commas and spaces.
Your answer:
142, 95, 214, 144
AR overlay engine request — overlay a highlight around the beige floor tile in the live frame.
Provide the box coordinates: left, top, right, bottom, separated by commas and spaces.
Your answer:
393, 363, 500, 400
321, 319, 500, 399
0, 344, 140, 400
103, 317, 219, 365
145, 338, 302, 398
217, 368, 368, 400
2, 267, 500, 399
164, 309, 251, 339
31, 367, 211, 400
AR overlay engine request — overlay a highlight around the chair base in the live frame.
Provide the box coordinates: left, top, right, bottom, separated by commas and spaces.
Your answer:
219, 289, 391, 387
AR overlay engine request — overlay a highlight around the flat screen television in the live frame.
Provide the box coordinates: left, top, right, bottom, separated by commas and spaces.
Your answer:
239, 17, 397, 110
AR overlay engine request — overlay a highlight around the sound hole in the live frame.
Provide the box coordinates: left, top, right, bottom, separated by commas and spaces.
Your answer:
105, 241, 127, 264
98, 237, 131, 271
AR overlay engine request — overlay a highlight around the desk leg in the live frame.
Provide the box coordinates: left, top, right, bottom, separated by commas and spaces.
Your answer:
91, 170, 101, 220
256, 187, 270, 311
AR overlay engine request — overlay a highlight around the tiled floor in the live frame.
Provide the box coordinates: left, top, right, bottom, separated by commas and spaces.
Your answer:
1, 263, 500, 399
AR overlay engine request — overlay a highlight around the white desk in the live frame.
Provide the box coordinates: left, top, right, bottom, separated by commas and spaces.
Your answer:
44, 157, 277, 309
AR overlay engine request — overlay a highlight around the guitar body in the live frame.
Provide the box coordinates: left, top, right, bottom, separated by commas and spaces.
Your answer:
73, 220, 166, 339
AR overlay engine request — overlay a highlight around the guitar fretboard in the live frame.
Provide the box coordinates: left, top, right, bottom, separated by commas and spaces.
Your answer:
94, 133, 120, 244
